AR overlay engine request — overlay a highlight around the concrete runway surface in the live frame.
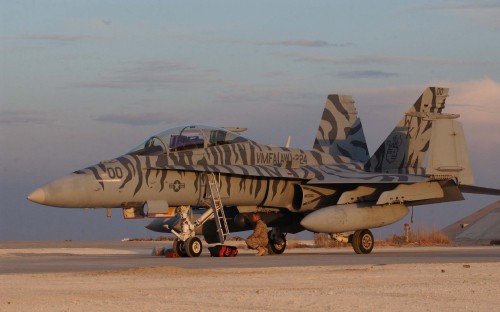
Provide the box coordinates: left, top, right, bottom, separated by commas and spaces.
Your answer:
1, 241, 499, 274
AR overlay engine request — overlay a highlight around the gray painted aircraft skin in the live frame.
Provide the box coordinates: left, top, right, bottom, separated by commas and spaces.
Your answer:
28, 87, 500, 256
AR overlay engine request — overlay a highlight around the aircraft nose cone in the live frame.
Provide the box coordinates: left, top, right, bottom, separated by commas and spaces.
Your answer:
26, 172, 101, 208
27, 188, 46, 204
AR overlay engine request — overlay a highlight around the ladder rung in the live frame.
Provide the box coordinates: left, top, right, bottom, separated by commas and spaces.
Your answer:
205, 172, 229, 243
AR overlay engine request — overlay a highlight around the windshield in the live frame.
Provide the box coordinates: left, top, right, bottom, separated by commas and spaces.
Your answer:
128, 125, 251, 155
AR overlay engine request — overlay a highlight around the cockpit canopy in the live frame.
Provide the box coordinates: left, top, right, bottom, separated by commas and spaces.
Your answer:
128, 125, 252, 155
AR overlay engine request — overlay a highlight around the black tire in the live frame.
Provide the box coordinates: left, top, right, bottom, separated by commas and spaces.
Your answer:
352, 229, 374, 254
173, 239, 188, 257
268, 231, 287, 255
185, 237, 203, 257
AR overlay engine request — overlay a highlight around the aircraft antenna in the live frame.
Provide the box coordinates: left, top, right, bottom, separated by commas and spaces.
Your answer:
285, 136, 292, 148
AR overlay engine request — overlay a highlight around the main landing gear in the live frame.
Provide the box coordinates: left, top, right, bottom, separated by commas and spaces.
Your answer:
331, 229, 374, 254
350, 229, 374, 254
267, 228, 287, 255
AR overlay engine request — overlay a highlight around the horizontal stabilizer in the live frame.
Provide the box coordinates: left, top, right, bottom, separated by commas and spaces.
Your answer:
458, 185, 500, 196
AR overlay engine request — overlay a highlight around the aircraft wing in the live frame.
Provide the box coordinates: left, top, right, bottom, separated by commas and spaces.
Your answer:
147, 163, 428, 184
306, 165, 429, 184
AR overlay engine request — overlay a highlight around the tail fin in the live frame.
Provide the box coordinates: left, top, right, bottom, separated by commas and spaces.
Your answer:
313, 94, 369, 162
426, 118, 474, 185
364, 87, 449, 174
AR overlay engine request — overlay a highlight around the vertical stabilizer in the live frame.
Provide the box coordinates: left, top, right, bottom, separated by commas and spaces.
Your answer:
365, 87, 449, 173
313, 94, 369, 162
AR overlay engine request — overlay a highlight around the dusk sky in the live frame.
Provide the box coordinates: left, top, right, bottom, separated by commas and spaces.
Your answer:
1, 1, 499, 241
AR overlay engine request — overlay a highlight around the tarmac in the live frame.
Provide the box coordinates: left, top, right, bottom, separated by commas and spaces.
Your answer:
1, 240, 499, 274
2, 241, 500, 311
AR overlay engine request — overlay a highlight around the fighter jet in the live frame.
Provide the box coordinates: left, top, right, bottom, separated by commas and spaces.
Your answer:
28, 87, 500, 257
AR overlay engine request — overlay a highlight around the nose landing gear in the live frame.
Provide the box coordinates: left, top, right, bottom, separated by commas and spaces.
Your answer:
172, 238, 187, 257
185, 237, 203, 257
168, 206, 204, 258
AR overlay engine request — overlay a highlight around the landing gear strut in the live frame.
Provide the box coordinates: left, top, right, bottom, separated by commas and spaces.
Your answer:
168, 206, 203, 257
165, 173, 229, 258
268, 228, 287, 255
351, 229, 374, 254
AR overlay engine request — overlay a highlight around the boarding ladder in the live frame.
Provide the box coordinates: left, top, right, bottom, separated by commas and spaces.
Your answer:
205, 172, 230, 243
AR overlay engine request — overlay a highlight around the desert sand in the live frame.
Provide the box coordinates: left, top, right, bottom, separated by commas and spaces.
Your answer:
1, 261, 499, 311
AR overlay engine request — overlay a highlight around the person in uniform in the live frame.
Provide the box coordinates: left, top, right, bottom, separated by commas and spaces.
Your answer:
245, 213, 269, 256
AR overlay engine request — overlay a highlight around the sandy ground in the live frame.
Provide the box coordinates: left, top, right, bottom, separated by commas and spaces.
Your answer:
1, 261, 499, 312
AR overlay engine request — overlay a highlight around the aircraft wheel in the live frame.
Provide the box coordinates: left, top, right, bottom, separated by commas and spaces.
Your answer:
352, 229, 374, 254
268, 231, 287, 255
185, 237, 203, 257
173, 239, 188, 257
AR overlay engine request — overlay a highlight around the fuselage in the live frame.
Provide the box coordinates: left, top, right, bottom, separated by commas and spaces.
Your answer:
27, 141, 358, 212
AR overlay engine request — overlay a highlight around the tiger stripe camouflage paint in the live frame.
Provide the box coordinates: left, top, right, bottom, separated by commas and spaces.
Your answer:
313, 94, 369, 163
74, 143, 346, 210
29, 86, 495, 243
70, 139, 430, 212
364, 87, 449, 174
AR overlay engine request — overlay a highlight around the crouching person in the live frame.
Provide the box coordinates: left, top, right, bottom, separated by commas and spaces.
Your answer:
245, 213, 269, 256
